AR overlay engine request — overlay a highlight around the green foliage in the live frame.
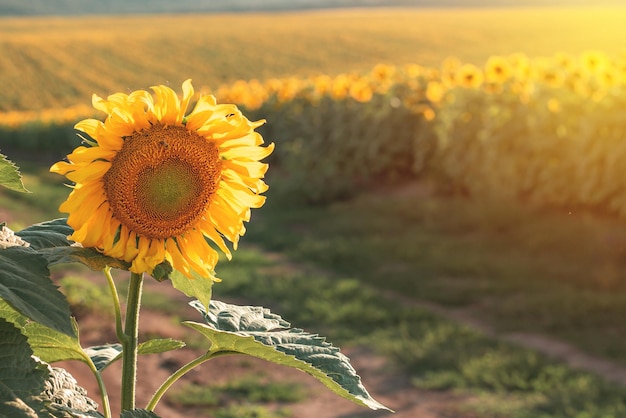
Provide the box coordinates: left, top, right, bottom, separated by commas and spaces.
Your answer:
84, 344, 123, 372
0, 153, 28, 193
0, 299, 87, 365
169, 269, 213, 312
169, 375, 303, 408
0, 317, 101, 417
0, 318, 49, 417
0, 247, 74, 336
185, 300, 390, 411
251, 93, 420, 203
168, 383, 220, 407
220, 375, 305, 403
14, 218, 72, 249
213, 246, 626, 418
430, 79, 626, 217
243, 192, 626, 363
138, 338, 186, 355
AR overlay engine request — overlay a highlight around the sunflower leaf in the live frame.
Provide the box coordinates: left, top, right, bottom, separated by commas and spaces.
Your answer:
185, 300, 391, 412
0, 317, 50, 417
0, 247, 74, 336
0, 152, 29, 193
0, 300, 88, 365
170, 269, 213, 311
84, 344, 122, 372
15, 219, 73, 249
138, 338, 186, 355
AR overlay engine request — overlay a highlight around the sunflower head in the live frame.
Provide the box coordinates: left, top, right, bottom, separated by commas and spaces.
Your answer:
51, 80, 274, 280
456, 64, 484, 89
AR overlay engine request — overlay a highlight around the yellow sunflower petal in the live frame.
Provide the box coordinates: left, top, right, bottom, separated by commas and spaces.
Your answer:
66, 145, 117, 163
50, 161, 75, 176
165, 238, 191, 277
151, 84, 180, 126
221, 143, 275, 162
222, 159, 269, 178
178, 79, 194, 123
197, 218, 232, 260
65, 161, 111, 183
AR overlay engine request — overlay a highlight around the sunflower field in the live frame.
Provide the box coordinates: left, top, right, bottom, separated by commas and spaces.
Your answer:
4, 50, 626, 217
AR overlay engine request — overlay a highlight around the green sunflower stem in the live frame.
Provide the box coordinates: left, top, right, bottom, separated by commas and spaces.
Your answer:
103, 267, 125, 343
121, 271, 144, 412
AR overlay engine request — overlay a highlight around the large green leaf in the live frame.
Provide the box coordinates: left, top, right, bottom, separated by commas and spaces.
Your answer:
0, 317, 102, 418
170, 269, 213, 311
15, 219, 73, 250
0, 153, 28, 193
185, 300, 391, 412
0, 300, 88, 365
0, 247, 74, 336
0, 318, 49, 417
0, 382, 38, 418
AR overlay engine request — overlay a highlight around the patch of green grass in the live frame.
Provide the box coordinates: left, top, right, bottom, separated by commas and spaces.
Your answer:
168, 383, 220, 407
213, 246, 626, 418
220, 375, 306, 403
168, 375, 303, 417
244, 186, 626, 363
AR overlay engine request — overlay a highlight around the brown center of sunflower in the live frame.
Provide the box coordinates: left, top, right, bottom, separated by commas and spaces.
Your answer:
103, 124, 221, 239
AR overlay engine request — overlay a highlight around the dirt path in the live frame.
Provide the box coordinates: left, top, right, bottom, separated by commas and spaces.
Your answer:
391, 293, 626, 387
260, 244, 626, 389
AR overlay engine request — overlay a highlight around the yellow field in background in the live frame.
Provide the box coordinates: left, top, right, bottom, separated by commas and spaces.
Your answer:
1, 6, 626, 111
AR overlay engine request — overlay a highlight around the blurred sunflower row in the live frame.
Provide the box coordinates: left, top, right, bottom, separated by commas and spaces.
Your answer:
3, 51, 626, 214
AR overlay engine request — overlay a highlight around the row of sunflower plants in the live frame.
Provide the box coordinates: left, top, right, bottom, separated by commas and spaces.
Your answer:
430, 52, 626, 216
212, 51, 626, 213
2, 50, 626, 213
0, 82, 389, 417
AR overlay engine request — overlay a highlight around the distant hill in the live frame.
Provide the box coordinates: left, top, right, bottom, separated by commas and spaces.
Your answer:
0, 0, 622, 16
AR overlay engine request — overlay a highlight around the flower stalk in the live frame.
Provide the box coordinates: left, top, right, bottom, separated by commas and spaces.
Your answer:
103, 267, 125, 343
121, 272, 144, 411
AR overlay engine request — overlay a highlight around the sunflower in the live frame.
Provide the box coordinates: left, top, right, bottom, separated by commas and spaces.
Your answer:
51, 80, 274, 279
455, 64, 484, 89
484, 55, 512, 84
